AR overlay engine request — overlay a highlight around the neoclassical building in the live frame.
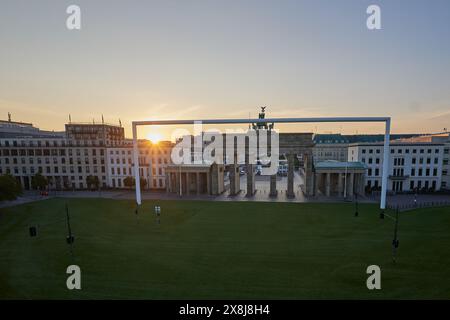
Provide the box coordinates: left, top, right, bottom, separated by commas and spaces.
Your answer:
165, 163, 225, 196
314, 161, 366, 198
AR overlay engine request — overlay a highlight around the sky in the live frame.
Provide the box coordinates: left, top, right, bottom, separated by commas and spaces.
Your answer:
1, 0, 450, 140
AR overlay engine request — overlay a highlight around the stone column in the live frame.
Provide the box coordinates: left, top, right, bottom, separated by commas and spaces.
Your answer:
246, 164, 255, 196
359, 174, 365, 195
186, 172, 190, 196
270, 174, 277, 197
175, 171, 181, 196
165, 174, 170, 194
229, 164, 240, 195
196, 172, 200, 195
304, 153, 314, 196
314, 172, 320, 195
337, 173, 343, 197
325, 172, 331, 197
206, 172, 211, 195
348, 172, 354, 198
287, 153, 295, 198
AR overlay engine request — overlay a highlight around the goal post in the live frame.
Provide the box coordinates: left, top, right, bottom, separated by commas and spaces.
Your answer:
132, 116, 391, 210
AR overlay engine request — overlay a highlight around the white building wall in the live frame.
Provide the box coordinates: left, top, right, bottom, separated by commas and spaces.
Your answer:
0, 137, 108, 190
106, 144, 171, 189
441, 142, 449, 190
348, 143, 444, 192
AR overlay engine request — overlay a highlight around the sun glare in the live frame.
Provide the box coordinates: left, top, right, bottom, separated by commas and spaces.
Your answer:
147, 133, 162, 144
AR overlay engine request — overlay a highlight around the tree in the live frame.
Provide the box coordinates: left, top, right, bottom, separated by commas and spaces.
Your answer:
86, 175, 100, 191
31, 173, 48, 191
140, 177, 147, 190
123, 176, 134, 189
0, 174, 22, 201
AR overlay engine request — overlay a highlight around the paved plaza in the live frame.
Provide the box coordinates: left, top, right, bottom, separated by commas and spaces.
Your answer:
2, 169, 449, 209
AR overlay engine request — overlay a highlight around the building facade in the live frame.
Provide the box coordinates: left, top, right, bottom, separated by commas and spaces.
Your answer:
312, 133, 423, 164
348, 142, 444, 192
314, 160, 366, 198
312, 134, 349, 163
106, 140, 173, 190
0, 118, 174, 191
396, 133, 450, 190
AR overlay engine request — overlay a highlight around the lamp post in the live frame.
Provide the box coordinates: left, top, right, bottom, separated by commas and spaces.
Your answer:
392, 206, 400, 263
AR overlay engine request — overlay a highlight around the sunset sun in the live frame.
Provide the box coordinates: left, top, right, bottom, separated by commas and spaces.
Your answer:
147, 132, 162, 143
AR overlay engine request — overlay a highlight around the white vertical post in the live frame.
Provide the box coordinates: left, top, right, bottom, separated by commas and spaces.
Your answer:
132, 123, 142, 205
380, 118, 391, 210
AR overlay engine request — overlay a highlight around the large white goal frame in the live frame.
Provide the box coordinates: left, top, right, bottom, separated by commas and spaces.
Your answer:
132, 117, 391, 209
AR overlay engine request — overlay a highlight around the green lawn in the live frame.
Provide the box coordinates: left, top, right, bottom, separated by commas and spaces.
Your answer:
0, 198, 449, 299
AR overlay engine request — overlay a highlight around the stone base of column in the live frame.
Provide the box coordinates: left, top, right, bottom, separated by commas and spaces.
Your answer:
287, 154, 295, 198
246, 164, 256, 197
229, 165, 240, 196
269, 174, 277, 197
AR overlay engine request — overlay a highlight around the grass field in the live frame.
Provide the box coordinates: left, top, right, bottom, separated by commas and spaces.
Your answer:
0, 198, 449, 299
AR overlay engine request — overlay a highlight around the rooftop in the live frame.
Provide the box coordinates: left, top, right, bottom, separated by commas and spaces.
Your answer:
313, 133, 423, 144
315, 160, 367, 170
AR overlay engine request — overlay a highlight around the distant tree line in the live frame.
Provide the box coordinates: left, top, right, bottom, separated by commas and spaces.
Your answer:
0, 174, 22, 201
123, 176, 147, 189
